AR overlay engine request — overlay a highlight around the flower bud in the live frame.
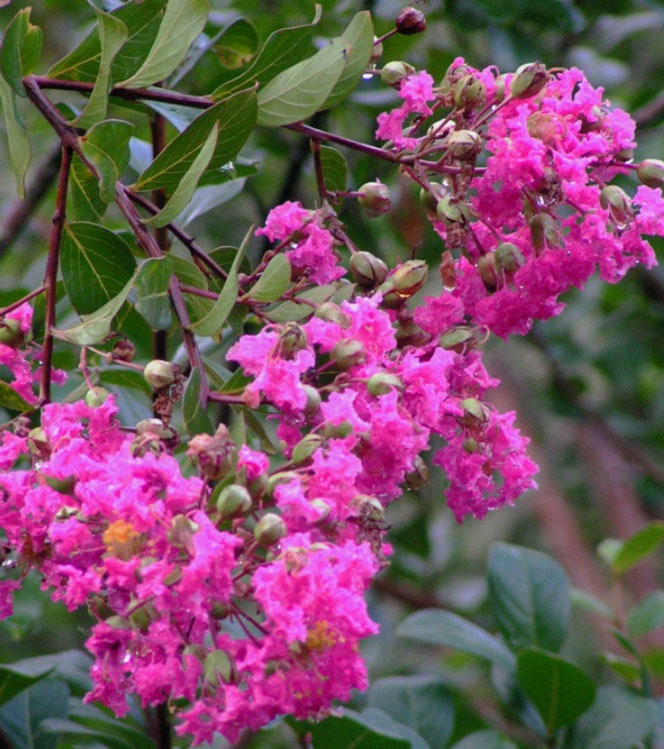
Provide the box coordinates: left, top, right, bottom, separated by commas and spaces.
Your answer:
391, 259, 428, 296
27, 427, 49, 459
254, 513, 287, 547
216, 484, 252, 519
367, 373, 404, 396
614, 147, 634, 163
0, 318, 25, 348
463, 436, 479, 453
187, 424, 236, 480
510, 62, 549, 99
446, 129, 482, 161
322, 420, 353, 439
396, 6, 426, 35
167, 514, 199, 551
85, 386, 110, 408
395, 317, 429, 347
495, 242, 525, 274
311, 498, 332, 523
436, 197, 469, 224
358, 181, 391, 217
405, 455, 429, 489
136, 418, 175, 439
330, 338, 366, 370
43, 474, 77, 495
370, 36, 383, 63
439, 326, 473, 350
529, 213, 563, 253
314, 302, 351, 327
478, 253, 499, 291
277, 323, 308, 359
111, 339, 135, 362
454, 74, 486, 110
350, 251, 389, 287
419, 187, 439, 214
350, 494, 384, 521
302, 384, 321, 417
600, 185, 632, 225
204, 650, 232, 687
266, 471, 299, 497
380, 61, 415, 86
292, 433, 324, 464
461, 397, 487, 424
440, 62, 472, 93
493, 73, 508, 103
637, 159, 664, 189
210, 601, 231, 620
143, 359, 177, 389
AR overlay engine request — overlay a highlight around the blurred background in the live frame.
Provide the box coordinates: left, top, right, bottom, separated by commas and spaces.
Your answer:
1, 0, 664, 745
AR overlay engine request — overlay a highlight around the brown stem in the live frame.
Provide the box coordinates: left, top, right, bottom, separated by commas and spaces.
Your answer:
40, 145, 73, 404
0, 285, 46, 317
310, 138, 328, 203
150, 109, 169, 368
23, 76, 81, 151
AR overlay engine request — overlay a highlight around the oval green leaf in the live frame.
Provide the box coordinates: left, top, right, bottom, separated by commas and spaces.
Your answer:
246, 253, 291, 302
134, 256, 173, 330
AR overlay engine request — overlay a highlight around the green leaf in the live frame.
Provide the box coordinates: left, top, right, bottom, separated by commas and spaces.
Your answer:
40, 718, 135, 749
75, 10, 128, 128
397, 609, 515, 671
368, 675, 455, 748
0, 382, 32, 412
308, 707, 428, 749
79, 119, 134, 202
243, 409, 275, 454
319, 145, 348, 194
188, 228, 252, 336
265, 284, 338, 322
52, 274, 136, 346
176, 177, 247, 226
0, 75, 30, 198
570, 588, 612, 619
134, 256, 173, 330
246, 254, 291, 302
256, 37, 348, 127
627, 591, 664, 638
0, 680, 69, 749
117, 0, 209, 88
516, 648, 595, 735
602, 652, 641, 683
183, 367, 214, 436
61, 221, 136, 315
323, 11, 373, 109
48, 0, 168, 83
611, 522, 664, 574
69, 154, 107, 221
210, 7, 321, 99
563, 686, 659, 749
488, 542, 570, 653
0, 662, 54, 708
144, 124, 218, 227
450, 731, 517, 749
134, 88, 257, 193
214, 18, 259, 70
0, 8, 43, 97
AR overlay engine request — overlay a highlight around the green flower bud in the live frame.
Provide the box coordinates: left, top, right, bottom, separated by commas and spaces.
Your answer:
292, 433, 324, 464
637, 159, 664, 189
143, 359, 177, 389
322, 420, 353, 439
314, 302, 351, 327
302, 384, 321, 417
405, 455, 429, 489
396, 6, 426, 35
266, 471, 299, 497
478, 253, 499, 291
439, 326, 473, 349
216, 484, 252, 519
370, 36, 383, 63
135, 418, 176, 439
167, 514, 199, 550
461, 397, 487, 423
330, 338, 366, 370
495, 242, 525, 274
210, 601, 231, 620
350, 251, 388, 287
204, 650, 232, 687
0, 318, 25, 348
367, 373, 404, 396
380, 61, 415, 87
510, 62, 549, 99
277, 323, 307, 359
493, 73, 508, 103
600, 185, 632, 225
27, 427, 49, 459
358, 181, 391, 217
463, 436, 479, 453
446, 129, 482, 161
440, 62, 472, 93
254, 513, 287, 547
311, 498, 332, 523
454, 74, 486, 110
395, 317, 429, 347
529, 213, 563, 253
436, 197, 469, 224
85, 386, 110, 408
43, 474, 77, 495
419, 187, 439, 214
615, 147, 634, 163
350, 494, 384, 521
391, 259, 428, 296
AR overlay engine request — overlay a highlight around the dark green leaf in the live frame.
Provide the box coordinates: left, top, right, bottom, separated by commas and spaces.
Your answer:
450, 731, 516, 749
0, 382, 32, 412
323, 11, 373, 109
368, 675, 455, 748
0, 679, 69, 749
210, 7, 321, 99
79, 119, 134, 202
488, 542, 570, 653
134, 257, 173, 330
183, 367, 214, 437
246, 253, 291, 302
516, 648, 595, 735
265, 284, 338, 322
117, 0, 209, 88
144, 124, 218, 227
40, 719, 135, 749
0, 662, 54, 708
319, 145, 348, 194
0, 75, 30, 198
69, 154, 107, 221
0, 8, 43, 97
309, 707, 428, 749
627, 591, 664, 638
397, 609, 515, 671
188, 228, 252, 336
563, 686, 659, 749
611, 522, 664, 574
243, 410, 275, 454
61, 221, 136, 315
48, 0, 168, 82
52, 273, 136, 346
217, 366, 251, 394
256, 37, 349, 127
67, 698, 154, 749
76, 10, 128, 127
602, 652, 641, 683
214, 18, 259, 70
134, 89, 257, 193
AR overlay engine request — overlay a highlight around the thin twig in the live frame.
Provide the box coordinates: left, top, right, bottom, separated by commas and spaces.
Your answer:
0, 285, 46, 317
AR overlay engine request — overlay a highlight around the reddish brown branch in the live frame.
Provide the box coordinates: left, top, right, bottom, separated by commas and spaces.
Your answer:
0, 285, 46, 317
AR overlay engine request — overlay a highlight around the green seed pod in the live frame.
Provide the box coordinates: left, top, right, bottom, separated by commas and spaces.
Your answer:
463, 437, 479, 453
367, 373, 405, 396
135, 418, 175, 439
391, 259, 428, 296
529, 213, 563, 253
314, 302, 351, 327
330, 338, 366, 370
302, 385, 322, 418
510, 62, 549, 99
446, 129, 482, 161
493, 73, 508, 103
600, 185, 632, 225
0, 318, 25, 348
637, 159, 664, 189
216, 484, 252, 519
254, 513, 287, 547
350, 251, 388, 287
322, 420, 353, 439
461, 397, 487, 423
380, 61, 415, 86
495, 242, 525, 274
292, 433, 324, 464
454, 74, 486, 110
143, 359, 177, 389
85, 386, 111, 408
358, 181, 392, 217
